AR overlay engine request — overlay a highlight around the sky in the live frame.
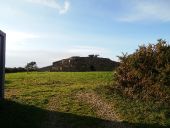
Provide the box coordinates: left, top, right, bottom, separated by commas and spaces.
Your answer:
1, 0, 170, 67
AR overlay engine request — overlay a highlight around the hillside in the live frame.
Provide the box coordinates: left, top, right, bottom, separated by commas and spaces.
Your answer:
0, 72, 169, 128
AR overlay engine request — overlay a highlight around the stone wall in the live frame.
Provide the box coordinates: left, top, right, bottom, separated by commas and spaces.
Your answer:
38, 65, 52, 72
51, 56, 119, 72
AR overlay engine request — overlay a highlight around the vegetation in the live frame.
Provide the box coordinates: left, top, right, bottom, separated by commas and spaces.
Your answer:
1, 72, 169, 128
25, 61, 38, 72
96, 83, 170, 128
107, 39, 170, 127
5, 61, 38, 73
5, 67, 26, 73
115, 39, 170, 102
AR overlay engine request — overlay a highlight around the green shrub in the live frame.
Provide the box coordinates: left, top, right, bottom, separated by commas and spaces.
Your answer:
115, 39, 170, 102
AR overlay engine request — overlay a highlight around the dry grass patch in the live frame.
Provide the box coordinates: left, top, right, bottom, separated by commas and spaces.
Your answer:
75, 91, 131, 128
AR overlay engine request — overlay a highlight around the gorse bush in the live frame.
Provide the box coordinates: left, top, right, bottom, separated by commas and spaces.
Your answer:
115, 39, 170, 101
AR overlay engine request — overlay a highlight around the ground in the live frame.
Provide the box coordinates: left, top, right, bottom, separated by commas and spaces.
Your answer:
0, 72, 169, 128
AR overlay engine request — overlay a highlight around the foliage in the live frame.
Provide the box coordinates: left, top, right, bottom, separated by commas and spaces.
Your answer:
96, 84, 170, 127
115, 39, 170, 101
5, 67, 26, 73
25, 61, 38, 72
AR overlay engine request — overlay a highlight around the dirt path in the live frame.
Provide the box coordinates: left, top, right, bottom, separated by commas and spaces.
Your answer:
75, 91, 131, 128
42, 92, 132, 128
75, 92, 120, 121
42, 96, 63, 128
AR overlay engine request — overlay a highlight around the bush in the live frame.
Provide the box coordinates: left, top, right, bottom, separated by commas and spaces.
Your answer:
5, 67, 26, 73
115, 39, 170, 102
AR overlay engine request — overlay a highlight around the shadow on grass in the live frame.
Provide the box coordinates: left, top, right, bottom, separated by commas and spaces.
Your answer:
0, 100, 169, 128
5, 80, 12, 84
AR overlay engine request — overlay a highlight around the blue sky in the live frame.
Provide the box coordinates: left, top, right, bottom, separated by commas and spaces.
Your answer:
1, 0, 170, 67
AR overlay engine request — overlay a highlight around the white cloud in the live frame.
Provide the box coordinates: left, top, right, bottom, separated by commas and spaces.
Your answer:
119, 0, 170, 22
27, 0, 70, 14
7, 31, 39, 43
4, 30, 40, 51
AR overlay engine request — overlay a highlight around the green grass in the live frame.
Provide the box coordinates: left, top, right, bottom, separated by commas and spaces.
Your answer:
96, 86, 170, 127
1, 72, 169, 128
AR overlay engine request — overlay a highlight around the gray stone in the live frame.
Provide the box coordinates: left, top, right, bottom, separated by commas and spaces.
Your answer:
39, 55, 119, 72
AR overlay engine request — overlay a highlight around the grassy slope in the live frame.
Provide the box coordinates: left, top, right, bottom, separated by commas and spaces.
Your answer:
1, 72, 169, 128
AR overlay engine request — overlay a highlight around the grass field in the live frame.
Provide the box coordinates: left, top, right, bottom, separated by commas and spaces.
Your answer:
0, 72, 169, 128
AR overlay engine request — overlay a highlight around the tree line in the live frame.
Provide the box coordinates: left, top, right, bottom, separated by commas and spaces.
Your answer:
5, 61, 38, 73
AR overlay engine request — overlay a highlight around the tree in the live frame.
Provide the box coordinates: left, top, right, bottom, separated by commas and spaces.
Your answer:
25, 61, 38, 72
